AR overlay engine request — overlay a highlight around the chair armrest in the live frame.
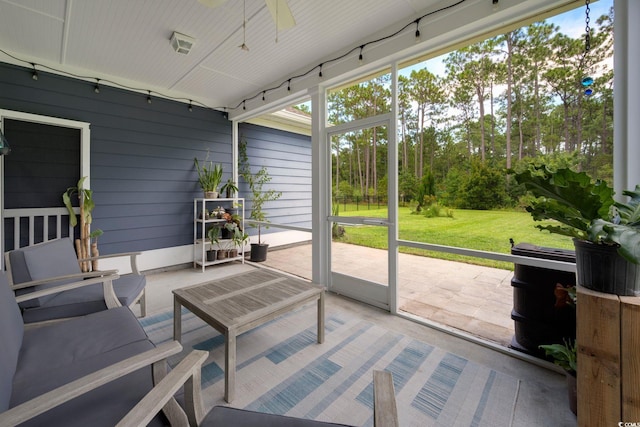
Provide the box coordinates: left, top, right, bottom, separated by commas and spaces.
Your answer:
0, 341, 183, 427
79, 252, 142, 275
11, 270, 119, 290
116, 350, 209, 427
373, 370, 399, 427
13, 271, 121, 308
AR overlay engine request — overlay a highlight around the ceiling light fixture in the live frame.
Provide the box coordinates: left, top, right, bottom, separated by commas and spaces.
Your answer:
239, 0, 249, 51
170, 31, 195, 55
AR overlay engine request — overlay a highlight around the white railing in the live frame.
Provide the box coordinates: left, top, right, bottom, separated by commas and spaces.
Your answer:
3, 207, 79, 250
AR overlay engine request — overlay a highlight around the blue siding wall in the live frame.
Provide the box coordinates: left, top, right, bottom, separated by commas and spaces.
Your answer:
238, 123, 311, 234
1, 63, 312, 255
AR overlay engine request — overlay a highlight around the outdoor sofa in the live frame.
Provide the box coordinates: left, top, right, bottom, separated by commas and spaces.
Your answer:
0, 271, 195, 427
4, 237, 146, 324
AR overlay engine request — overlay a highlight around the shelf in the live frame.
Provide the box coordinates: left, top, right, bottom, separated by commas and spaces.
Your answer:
194, 256, 244, 267
194, 198, 245, 272
195, 218, 227, 224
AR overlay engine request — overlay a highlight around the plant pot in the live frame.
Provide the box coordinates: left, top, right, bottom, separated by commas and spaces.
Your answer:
206, 250, 217, 262
204, 191, 218, 199
228, 249, 238, 258
566, 372, 577, 416
221, 227, 232, 239
217, 250, 228, 260
573, 239, 640, 296
250, 243, 269, 262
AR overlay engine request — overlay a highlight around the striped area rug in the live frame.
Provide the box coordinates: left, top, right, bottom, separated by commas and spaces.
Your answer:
140, 303, 519, 427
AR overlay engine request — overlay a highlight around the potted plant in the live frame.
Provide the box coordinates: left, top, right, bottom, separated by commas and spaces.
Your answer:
194, 157, 223, 198
221, 178, 239, 199
63, 176, 103, 272
511, 163, 640, 296
540, 339, 577, 415
206, 226, 219, 262
228, 223, 249, 258
239, 138, 282, 262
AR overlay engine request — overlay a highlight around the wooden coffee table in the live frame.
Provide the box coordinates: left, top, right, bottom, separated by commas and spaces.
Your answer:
172, 268, 324, 403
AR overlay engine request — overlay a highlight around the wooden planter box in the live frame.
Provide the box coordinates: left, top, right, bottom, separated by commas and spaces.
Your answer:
577, 285, 640, 425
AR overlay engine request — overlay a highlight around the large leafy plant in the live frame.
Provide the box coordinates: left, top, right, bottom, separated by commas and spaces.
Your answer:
511, 164, 640, 264
194, 158, 223, 193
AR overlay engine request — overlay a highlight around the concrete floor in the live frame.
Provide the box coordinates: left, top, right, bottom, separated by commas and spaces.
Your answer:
143, 262, 577, 426
260, 241, 515, 347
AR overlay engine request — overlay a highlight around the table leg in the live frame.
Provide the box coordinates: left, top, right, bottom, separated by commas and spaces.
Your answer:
317, 291, 325, 344
225, 331, 236, 403
173, 298, 182, 342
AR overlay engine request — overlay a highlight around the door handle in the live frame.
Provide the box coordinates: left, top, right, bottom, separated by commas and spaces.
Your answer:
362, 219, 388, 226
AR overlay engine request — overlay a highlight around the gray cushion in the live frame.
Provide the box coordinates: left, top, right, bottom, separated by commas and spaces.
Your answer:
201, 406, 354, 427
16, 362, 166, 427
11, 238, 81, 308
0, 272, 24, 412
8, 249, 38, 309
21, 273, 146, 324
10, 306, 165, 427
14, 306, 148, 383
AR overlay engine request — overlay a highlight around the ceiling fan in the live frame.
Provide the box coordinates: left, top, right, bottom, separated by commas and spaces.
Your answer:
198, 0, 296, 31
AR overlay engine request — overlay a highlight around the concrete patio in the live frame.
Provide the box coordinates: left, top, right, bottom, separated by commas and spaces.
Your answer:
260, 241, 516, 348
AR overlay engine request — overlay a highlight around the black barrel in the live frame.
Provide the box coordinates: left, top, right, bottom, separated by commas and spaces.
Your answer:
510, 243, 576, 357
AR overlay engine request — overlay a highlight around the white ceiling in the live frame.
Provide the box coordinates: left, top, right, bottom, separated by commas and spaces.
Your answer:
0, 0, 446, 112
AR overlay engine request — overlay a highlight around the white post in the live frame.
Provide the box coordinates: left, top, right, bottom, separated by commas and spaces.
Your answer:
614, 0, 640, 197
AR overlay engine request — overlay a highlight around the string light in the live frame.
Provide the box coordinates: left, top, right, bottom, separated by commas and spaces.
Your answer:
188, 100, 193, 111
1, 0, 468, 113
233, 0, 466, 110
94, 78, 100, 94
415, 19, 421, 41
243, 100, 246, 110
262, 91, 266, 101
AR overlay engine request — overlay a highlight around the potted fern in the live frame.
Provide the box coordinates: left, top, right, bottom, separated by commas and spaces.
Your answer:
194, 157, 223, 198
511, 163, 640, 296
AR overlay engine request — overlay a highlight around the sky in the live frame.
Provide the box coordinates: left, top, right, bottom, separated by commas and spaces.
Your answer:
400, 0, 613, 78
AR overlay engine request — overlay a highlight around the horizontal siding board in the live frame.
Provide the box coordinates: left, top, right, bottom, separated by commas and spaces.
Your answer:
238, 122, 312, 231
1, 63, 312, 257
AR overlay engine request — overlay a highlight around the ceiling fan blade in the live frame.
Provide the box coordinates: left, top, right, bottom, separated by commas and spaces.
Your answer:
197, 0, 228, 8
265, 0, 296, 30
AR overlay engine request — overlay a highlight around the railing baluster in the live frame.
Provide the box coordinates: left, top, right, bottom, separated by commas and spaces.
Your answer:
3, 207, 79, 250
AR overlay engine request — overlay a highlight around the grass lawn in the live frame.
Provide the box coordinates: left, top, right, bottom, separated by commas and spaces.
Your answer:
335, 207, 574, 270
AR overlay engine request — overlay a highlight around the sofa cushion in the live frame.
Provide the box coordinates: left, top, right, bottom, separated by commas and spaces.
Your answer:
12, 238, 82, 308
16, 362, 166, 427
10, 306, 165, 427
14, 306, 149, 383
0, 272, 24, 412
201, 406, 354, 427
21, 273, 146, 324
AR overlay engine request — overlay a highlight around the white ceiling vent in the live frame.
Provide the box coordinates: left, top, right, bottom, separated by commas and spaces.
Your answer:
170, 31, 195, 55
